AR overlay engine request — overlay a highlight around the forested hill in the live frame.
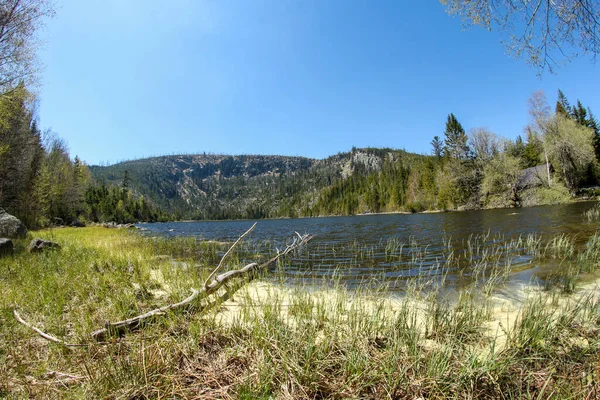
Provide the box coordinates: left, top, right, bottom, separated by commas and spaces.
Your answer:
88, 149, 436, 220
88, 93, 600, 222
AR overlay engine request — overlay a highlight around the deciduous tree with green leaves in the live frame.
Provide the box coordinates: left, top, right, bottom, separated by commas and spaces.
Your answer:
544, 115, 596, 192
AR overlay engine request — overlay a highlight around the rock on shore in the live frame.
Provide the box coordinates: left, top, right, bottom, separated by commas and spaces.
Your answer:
0, 208, 27, 238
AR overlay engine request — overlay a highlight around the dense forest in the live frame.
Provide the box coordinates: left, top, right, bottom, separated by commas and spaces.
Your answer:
0, 84, 169, 227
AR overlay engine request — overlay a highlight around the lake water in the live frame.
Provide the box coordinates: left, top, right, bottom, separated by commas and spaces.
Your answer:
138, 202, 600, 291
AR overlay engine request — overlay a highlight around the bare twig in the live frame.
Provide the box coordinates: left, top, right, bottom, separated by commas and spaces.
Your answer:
26, 370, 86, 387
13, 309, 86, 347
44, 370, 86, 381
204, 222, 257, 290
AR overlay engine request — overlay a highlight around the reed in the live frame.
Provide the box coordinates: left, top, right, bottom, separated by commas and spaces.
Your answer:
584, 202, 600, 222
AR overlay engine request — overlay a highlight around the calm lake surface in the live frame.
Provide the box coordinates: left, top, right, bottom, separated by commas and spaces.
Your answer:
139, 202, 600, 292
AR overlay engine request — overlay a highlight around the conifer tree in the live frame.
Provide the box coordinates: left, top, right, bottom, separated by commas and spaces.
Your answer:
587, 109, 600, 162
572, 100, 588, 126
431, 136, 444, 159
443, 113, 469, 160
555, 89, 571, 117
122, 170, 131, 190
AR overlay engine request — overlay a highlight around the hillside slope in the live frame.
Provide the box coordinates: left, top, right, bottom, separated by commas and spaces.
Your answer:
89, 149, 438, 219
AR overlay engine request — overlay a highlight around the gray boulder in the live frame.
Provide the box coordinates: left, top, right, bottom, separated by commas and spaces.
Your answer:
0, 208, 27, 238
0, 238, 13, 256
27, 238, 61, 253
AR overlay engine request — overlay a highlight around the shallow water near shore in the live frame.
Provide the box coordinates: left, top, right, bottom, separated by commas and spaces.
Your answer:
139, 201, 600, 292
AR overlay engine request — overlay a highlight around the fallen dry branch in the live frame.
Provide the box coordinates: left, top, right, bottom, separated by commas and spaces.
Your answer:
13, 310, 86, 347
90, 229, 313, 341
25, 370, 86, 387
13, 224, 313, 344
203, 222, 257, 289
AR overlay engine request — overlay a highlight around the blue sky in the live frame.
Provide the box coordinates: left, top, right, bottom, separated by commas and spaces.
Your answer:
37, 0, 600, 166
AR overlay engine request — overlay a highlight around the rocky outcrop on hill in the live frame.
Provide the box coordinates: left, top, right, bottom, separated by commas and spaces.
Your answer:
0, 208, 27, 238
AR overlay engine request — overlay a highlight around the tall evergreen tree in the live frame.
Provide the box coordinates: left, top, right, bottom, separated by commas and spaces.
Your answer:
572, 100, 588, 126
122, 170, 131, 189
588, 109, 599, 135
431, 136, 444, 159
555, 89, 571, 117
443, 113, 469, 160
587, 109, 600, 163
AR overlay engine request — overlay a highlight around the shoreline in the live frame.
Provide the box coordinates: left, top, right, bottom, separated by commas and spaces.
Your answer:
137, 197, 599, 225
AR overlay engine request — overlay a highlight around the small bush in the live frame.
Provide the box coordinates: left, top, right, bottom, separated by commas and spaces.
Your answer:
520, 183, 571, 207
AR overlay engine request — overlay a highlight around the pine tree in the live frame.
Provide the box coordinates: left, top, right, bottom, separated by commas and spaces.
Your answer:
431, 136, 444, 159
588, 109, 599, 134
122, 170, 131, 190
556, 89, 571, 116
587, 108, 600, 163
523, 128, 543, 168
572, 100, 588, 125
506, 135, 526, 160
443, 113, 469, 160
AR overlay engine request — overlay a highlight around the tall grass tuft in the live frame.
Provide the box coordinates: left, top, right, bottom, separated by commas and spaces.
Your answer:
583, 202, 600, 222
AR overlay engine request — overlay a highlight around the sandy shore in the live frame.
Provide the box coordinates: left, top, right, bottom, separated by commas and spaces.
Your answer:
211, 277, 600, 353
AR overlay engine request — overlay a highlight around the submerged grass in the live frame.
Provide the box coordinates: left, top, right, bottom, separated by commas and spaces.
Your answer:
584, 202, 600, 222
0, 227, 599, 399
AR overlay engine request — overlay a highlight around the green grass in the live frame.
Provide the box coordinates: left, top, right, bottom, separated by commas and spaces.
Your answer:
0, 227, 599, 399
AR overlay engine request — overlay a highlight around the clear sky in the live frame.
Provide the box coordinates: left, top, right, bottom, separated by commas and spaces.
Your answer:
37, 0, 600, 166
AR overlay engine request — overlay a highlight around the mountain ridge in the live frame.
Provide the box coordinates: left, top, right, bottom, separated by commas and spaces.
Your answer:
88, 147, 430, 220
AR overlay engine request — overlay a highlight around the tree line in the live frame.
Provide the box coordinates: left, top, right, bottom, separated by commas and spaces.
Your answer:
0, 83, 168, 227
86, 87, 599, 222
0, 0, 169, 228
3, 85, 595, 226
305, 89, 599, 216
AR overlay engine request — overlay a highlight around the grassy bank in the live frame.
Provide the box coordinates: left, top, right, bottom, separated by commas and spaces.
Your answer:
1, 227, 599, 399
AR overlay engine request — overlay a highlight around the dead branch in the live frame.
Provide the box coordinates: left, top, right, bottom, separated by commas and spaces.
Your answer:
13, 309, 86, 347
44, 370, 86, 381
204, 222, 257, 290
26, 370, 86, 387
13, 224, 313, 344
90, 230, 313, 341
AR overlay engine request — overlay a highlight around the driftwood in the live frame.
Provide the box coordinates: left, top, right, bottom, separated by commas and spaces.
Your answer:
25, 370, 87, 387
13, 310, 86, 347
203, 222, 257, 289
91, 228, 312, 340
14, 224, 312, 344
